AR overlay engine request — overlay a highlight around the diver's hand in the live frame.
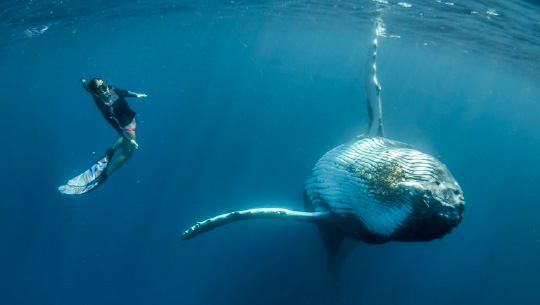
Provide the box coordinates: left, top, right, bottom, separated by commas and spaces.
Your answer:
81, 78, 92, 92
130, 139, 139, 150
136, 93, 147, 98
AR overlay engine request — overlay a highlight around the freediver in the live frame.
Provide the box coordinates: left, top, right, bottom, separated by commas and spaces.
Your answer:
82, 78, 147, 178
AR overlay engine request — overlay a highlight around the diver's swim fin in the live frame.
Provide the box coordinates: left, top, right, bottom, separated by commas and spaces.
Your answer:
58, 148, 114, 195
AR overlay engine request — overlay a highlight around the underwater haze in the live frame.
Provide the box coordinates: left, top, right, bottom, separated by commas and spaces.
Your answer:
1, 0, 539, 304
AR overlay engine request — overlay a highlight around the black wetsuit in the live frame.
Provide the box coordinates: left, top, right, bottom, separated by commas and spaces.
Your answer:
88, 86, 137, 135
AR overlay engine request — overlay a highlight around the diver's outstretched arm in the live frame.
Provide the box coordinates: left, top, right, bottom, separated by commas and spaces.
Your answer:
116, 89, 147, 98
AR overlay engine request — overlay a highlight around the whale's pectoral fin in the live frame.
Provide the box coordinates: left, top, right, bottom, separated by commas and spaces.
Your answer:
182, 208, 329, 240
318, 224, 356, 299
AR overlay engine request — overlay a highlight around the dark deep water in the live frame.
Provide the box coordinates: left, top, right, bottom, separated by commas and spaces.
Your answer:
1, 1, 539, 304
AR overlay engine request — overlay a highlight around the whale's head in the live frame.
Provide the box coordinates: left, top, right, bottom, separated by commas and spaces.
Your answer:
395, 162, 465, 241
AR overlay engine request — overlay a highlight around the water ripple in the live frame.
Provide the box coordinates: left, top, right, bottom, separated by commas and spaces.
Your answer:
1, 0, 539, 76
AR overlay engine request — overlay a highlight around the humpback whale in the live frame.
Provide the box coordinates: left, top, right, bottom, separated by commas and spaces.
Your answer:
181, 24, 465, 297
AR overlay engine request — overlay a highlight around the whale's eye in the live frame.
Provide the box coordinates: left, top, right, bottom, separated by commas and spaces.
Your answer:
435, 181, 441, 186
453, 189, 460, 195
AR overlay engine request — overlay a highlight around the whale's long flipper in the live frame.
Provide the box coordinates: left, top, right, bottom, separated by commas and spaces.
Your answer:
365, 21, 385, 137
182, 208, 330, 240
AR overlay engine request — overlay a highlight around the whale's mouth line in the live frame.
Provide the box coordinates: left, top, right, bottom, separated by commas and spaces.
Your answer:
437, 205, 463, 226
421, 193, 464, 227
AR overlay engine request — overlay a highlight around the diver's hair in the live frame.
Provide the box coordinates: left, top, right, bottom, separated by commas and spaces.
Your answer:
88, 78, 103, 93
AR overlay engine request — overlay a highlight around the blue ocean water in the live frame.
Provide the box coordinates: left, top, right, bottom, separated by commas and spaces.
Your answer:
1, 0, 539, 304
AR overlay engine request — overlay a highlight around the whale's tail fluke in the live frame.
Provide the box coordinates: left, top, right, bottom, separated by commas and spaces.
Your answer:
181, 208, 330, 240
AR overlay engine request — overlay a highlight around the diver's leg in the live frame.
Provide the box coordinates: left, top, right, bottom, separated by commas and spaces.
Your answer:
106, 131, 136, 176
112, 137, 124, 151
